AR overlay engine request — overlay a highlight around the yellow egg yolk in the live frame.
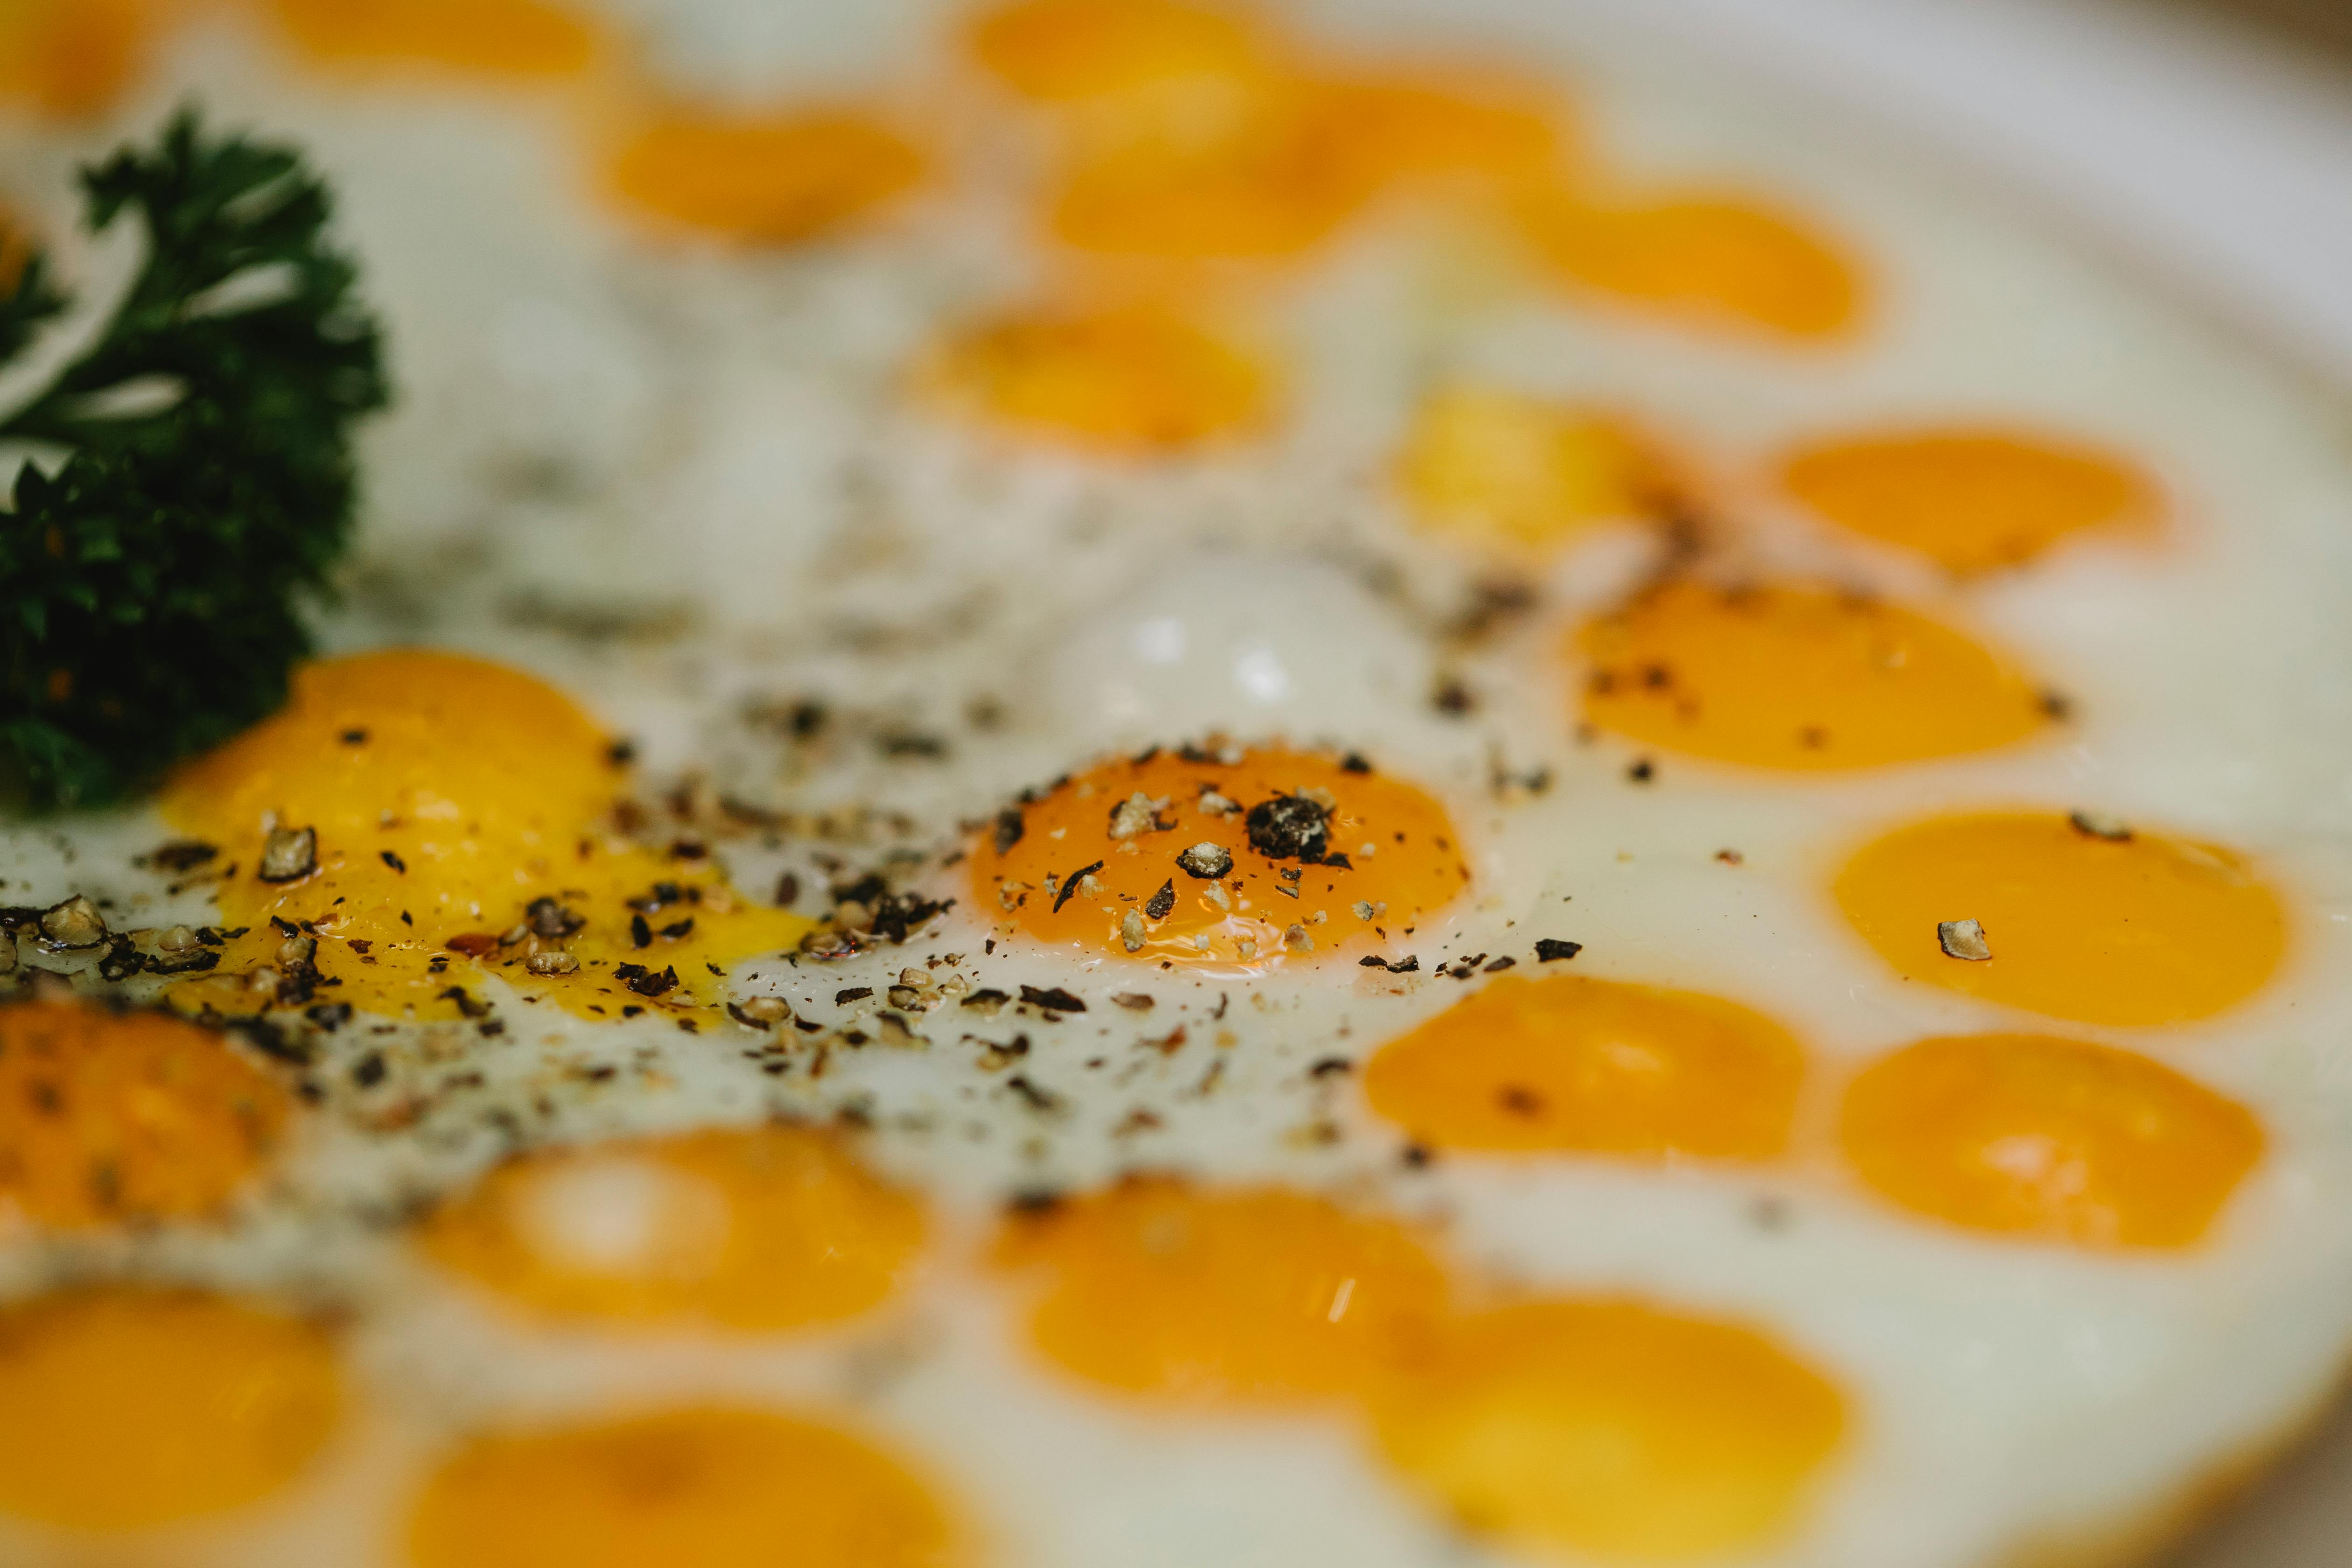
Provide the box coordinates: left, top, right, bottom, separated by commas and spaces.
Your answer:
1397, 384, 1665, 551
996, 1178, 1449, 1405
421, 1124, 927, 1330
1577, 580, 2052, 770
406, 1406, 961, 1568
1834, 810, 2287, 1027
265, 0, 600, 76
1780, 429, 2159, 575
605, 110, 923, 245
971, 745, 1469, 971
969, 0, 1267, 103
1049, 123, 1376, 260
161, 651, 812, 1024
0, 0, 153, 119
0, 1001, 289, 1233
1302, 67, 1565, 189
1840, 1033, 2262, 1249
0, 1288, 340, 1530
1363, 973, 1805, 1161
1371, 1298, 1846, 1562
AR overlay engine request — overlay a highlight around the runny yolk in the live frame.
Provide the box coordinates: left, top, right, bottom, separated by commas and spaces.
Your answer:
1370, 1298, 1846, 1562
1839, 1033, 2263, 1249
968, 0, 1267, 103
1833, 810, 2287, 1028
0, 0, 152, 119
994, 1178, 1449, 1405
923, 304, 1273, 452
1779, 429, 2159, 575
406, 1406, 961, 1568
0, 1001, 289, 1233
1396, 384, 1664, 552
605, 110, 923, 245
1362, 973, 1805, 1161
970, 745, 1469, 971
160, 651, 811, 1023
420, 1124, 927, 1330
0, 1288, 341, 1530
265, 0, 601, 77
1576, 580, 2052, 770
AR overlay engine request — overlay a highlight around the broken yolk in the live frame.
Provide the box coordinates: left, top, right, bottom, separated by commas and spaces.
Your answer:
0, 0, 153, 119
160, 651, 811, 1024
265, 0, 601, 77
605, 110, 923, 245
0, 1288, 340, 1530
0, 1001, 289, 1232
420, 1124, 927, 1331
924, 304, 1272, 452
1371, 1298, 1846, 1562
971, 745, 1469, 971
995, 1178, 1449, 1405
1577, 580, 2051, 770
1840, 1033, 2263, 1249
1519, 188, 1863, 342
1363, 973, 1805, 1161
407, 1406, 961, 1568
1397, 384, 1664, 552
1780, 429, 2158, 575
1834, 811, 2287, 1027
969, 0, 1267, 103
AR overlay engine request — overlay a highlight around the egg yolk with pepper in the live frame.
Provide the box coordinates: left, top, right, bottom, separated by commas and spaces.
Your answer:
972, 745, 1468, 971
0, 0, 152, 119
265, 0, 600, 76
1834, 810, 2287, 1027
1397, 384, 1664, 551
407, 1406, 961, 1568
0, 1288, 341, 1530
161, 651, 811, 1023
1577, 580, 2052, 770
421, 1124, 927, 1331
605, 110, 923, 245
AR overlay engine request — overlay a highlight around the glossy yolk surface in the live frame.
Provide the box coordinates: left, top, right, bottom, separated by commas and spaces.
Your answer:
0, 1288, 340, 1530
1834, 811, 2287, 1027
606, 111, 922, 245
266, 0, 600, 76
971, 745, 1469, 971
407, 1407, 960, 1568
1363, 974, 1804, 1161
1780, 430, 2158, 575
1397, 384, 1662, 551
161, 651, 811, 1023
1840, 1033, 2262, 1248
925, 304, 1272, 451
1372, 1298, 1846, 1561
0, 0, 151, 119
1577, 580, 2051, 770
0, 1001, 288, 1232
996, 1178, 1449, 1404
421, 1124, 926, 1330
969, 0, 1267, 103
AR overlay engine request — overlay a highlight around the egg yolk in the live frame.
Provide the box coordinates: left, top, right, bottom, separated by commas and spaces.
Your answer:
970, 0, 1267, 103
265, 0, 600, 76
996, 1178, 1449, 1405
1371, 1298, 1846, 1562
406, 1406, 960, 1568
1780, 430, 2158, 575
420, 1124, 927, 1330
1834, 811, 2287, 1027
1577, 580, 2051, 770
923, 304, 1272, 451
161, 651, 811, 1023
0, 0, 152, 119
1397, 384, 1663, 551
971, 745, 1469, 971
1363, 974, 1805, 1161
1840, 1033, 2262, 1249
1050, 125, 1376, 260
1302, 68, 1565, 189
0, 1288, 341, 1530
1519, 188, 1863, 342
0, 1001, 289, 1233
605, 110, 923, 245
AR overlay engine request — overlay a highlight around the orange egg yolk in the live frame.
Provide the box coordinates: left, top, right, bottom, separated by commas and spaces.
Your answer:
605, 110, 923, 245
996, 1178, 1449, 1405
1371, 1298, 1846, 1562
0, 1288, 340, 1530
1840, 1033, 2262, 1249
1520, 188, 1863, 342
420, 1124, 927, 1330
971, 745, 1469, 971
1834, 810, 2287, 1027
1363, 973, 1805, 1161
0, 0, 153, 119
1049, 124, 1375, 260
265, 0, 600, 76
1577, 580, 2052, 770
0, 1001, 289, 1233
1397, 384, 1663, 551
1780, 430, 2158, 575
969, 0, 1267, 103
161, 651, 811, 1024
406, 1406, 960, 1568
924, 304, 1273, 451
1302, 68, 1565, 189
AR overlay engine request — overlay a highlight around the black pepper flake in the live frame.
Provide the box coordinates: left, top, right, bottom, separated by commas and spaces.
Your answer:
1051, 861, 1104, 915
1483, 955, 1516, 972
1534, 938, 1582, 962
614, 963, 679, 997
340, 728, 368, 745
305, 1001, 353, 1031
1246, 794, 1330, 862
1006, 1188, 1063, 1216
993, 807, 1026, 855
1322, 853, 1351, 870
149, 840, 217, 872
660, 918, 695, 940
774, 873, 800, 907
352, 1053, 385, 1088
1144, 880, 1176, 920
630, 914, 652, 948
622, 1005, 644, 1018
380, 850, 407, 873
606, 738, 637, 766
1340, 753, 1372, 774
1358, 954, 1419, 973
1309, 1057, 1354, 1077
1019, 984, 1087, 1013
1626, 759, 1655, 784
438, 986, 493, 1020
836, 987, 875, 1005
1005, 1074, 1058, 1110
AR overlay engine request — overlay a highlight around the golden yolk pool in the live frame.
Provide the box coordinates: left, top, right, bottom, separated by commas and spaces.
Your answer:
605, 110, 923, 245
265, 0, 601, 77
1397, 384, 1664, 551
